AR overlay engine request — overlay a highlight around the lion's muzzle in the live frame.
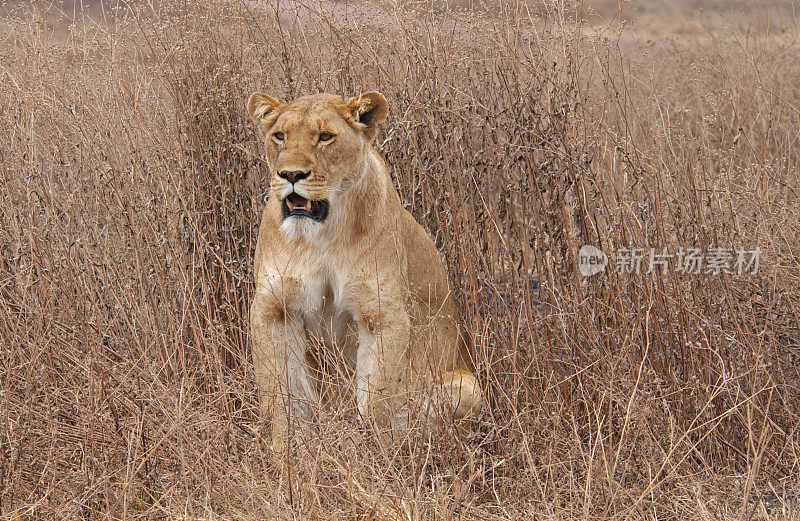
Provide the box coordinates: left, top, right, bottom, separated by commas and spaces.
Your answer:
282, 192, 329, 222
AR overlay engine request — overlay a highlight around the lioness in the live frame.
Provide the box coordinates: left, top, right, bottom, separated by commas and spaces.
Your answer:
247, 91, 481, 458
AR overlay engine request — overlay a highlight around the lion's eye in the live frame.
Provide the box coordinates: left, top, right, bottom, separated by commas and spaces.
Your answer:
318, 132, 334, 143
272, 132, 284, 142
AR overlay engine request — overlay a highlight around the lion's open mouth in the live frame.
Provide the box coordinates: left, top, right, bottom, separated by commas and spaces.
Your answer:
282, 192, 329, 222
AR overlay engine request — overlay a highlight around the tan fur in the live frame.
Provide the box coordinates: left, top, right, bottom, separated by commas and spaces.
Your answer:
247, 91, 481, 459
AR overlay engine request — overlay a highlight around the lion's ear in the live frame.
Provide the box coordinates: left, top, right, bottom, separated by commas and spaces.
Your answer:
247, 93, 283, 128
345, 91, 388, 141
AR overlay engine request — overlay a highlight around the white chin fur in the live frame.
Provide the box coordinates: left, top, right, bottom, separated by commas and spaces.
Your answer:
280, 216, 322, 240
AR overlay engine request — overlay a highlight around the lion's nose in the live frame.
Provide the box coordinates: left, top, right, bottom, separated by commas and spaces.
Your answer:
278, 170, 311, 184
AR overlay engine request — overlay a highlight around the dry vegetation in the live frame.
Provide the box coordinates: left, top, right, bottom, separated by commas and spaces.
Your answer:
1, 0, 799, 519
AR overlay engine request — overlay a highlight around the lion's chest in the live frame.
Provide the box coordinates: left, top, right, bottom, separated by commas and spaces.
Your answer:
296, 270, 358, 363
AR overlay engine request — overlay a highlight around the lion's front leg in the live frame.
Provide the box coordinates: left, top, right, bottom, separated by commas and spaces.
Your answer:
250, 291, 318, 462
350, 285, 411, 436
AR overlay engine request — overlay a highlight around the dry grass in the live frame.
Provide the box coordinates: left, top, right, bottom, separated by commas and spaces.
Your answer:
1, 0, 799, 519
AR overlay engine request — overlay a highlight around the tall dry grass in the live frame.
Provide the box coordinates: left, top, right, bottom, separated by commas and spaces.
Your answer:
1, 0, 799, 519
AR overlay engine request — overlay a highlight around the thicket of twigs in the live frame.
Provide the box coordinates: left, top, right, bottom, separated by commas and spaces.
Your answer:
1, 0, 799, 519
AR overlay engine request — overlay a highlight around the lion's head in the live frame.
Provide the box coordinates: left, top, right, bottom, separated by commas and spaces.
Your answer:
247, 91, 389, 238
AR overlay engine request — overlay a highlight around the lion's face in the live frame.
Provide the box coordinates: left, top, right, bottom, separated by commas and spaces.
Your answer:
248, 92, 388, 238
